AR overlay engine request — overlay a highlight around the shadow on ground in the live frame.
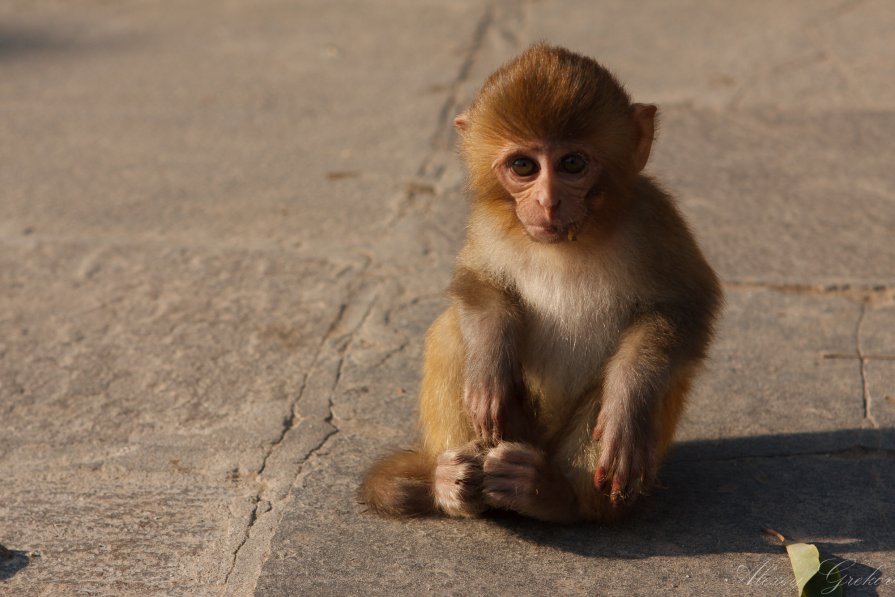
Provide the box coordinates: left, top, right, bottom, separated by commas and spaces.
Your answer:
0, 23, 138, 61
258, 428, 893, 596
0, 546, 31, 581
486, 428, 892, 594
493, 428, 893, 555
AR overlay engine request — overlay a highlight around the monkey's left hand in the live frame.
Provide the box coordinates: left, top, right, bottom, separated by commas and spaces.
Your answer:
592, 408, 659, 509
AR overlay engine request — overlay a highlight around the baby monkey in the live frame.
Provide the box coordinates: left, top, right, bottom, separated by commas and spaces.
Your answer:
361, 44, 721, 522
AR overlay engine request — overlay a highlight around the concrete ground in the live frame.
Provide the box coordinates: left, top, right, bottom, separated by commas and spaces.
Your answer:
1, 1, 893, 595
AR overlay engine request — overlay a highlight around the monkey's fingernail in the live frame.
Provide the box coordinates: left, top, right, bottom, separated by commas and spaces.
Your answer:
610, 483, 628, 501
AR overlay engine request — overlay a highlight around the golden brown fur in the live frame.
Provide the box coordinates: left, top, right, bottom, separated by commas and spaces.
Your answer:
360, 44, 721, 522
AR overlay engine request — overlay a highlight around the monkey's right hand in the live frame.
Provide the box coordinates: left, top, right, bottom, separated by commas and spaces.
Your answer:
463, 380, 530, 445
463, 381, 507, 445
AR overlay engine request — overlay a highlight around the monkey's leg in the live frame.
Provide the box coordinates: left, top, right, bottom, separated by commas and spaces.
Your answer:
419, 307, 487, 516
418, 307, 477, 456
361, 308, 483, 517
482, 441, 579, 523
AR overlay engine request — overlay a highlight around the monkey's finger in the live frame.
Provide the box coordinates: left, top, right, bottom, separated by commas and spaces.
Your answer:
479, 415, 497, 445
471, 418, 485, 441
489, 417, 503, 445
469, 439, 489, 457
489, 400, 504, 443
595, 436, 619, 489
610, 474, 629, 507
495, 443, 543, 468
595, 460, 618, 493
475, 399, 494, 441
464, 395, 481, 434
609, 448, 633, 506
592, 423, 604, 441
595, 453, 616, 492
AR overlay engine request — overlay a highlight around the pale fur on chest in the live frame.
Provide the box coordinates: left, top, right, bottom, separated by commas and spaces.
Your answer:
476, 231, 641, 429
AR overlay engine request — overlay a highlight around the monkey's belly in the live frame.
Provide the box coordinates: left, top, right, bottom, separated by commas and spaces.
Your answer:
518, 313, 621, 435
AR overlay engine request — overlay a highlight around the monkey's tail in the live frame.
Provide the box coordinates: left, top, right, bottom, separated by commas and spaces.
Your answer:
359, 449, 438, 517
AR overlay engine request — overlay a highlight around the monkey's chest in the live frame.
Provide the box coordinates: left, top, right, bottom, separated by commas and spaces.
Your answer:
516, 280, 628, 424
497, 244, 637, 428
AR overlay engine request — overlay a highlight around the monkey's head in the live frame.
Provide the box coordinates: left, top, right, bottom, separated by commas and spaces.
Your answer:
455, 44, 656, 244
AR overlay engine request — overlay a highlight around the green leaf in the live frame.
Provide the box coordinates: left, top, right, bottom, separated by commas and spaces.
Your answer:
785, 543, 843, 597
786, 543, 820, 595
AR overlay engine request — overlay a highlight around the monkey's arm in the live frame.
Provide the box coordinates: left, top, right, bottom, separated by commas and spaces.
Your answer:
593, 308, 706, 507
449, 267, 532, 445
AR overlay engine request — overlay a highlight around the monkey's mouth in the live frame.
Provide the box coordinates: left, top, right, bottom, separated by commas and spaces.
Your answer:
526, 223, 573, 244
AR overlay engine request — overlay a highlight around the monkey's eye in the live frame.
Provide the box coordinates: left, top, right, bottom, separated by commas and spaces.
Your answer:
559, 153, 587, 174
509, 157, 538, 177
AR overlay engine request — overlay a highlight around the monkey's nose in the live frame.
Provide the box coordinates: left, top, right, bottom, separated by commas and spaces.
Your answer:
540, 197, 561, 219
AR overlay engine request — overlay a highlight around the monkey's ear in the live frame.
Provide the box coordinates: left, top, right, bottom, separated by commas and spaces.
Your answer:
453, 112, 470, 133
631, 104, 657, 172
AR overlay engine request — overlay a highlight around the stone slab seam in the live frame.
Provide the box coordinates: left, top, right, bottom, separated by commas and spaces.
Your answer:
724, 281, 895, 447
222, 269, 377, 593
387, 1, 496, 228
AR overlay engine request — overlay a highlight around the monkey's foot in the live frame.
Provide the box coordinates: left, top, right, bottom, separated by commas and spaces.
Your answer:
433, 442, 486, 517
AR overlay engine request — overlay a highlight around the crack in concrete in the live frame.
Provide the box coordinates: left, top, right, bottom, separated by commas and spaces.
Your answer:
425, 2, 495, 159
824, 353, 895, 361
823, 303, 887, 428
724, 280, 894, 304
386, 2, 496, 228
223, 497, 259, 586
224, 7, 504, 592
254, 301, 347, 479
332, 297, 377, 392
223, 272, 378, 593
255, 270, 375, 472
369, 339, 410, 370
856, 303, 878, 428
729, 281, 891, 428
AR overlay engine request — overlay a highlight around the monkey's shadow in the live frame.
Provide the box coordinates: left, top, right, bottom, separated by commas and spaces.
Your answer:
489, 428, 893, 595
0, 549, 31, 581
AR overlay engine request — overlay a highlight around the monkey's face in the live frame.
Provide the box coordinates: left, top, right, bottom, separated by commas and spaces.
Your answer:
493, 143, 603, 243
